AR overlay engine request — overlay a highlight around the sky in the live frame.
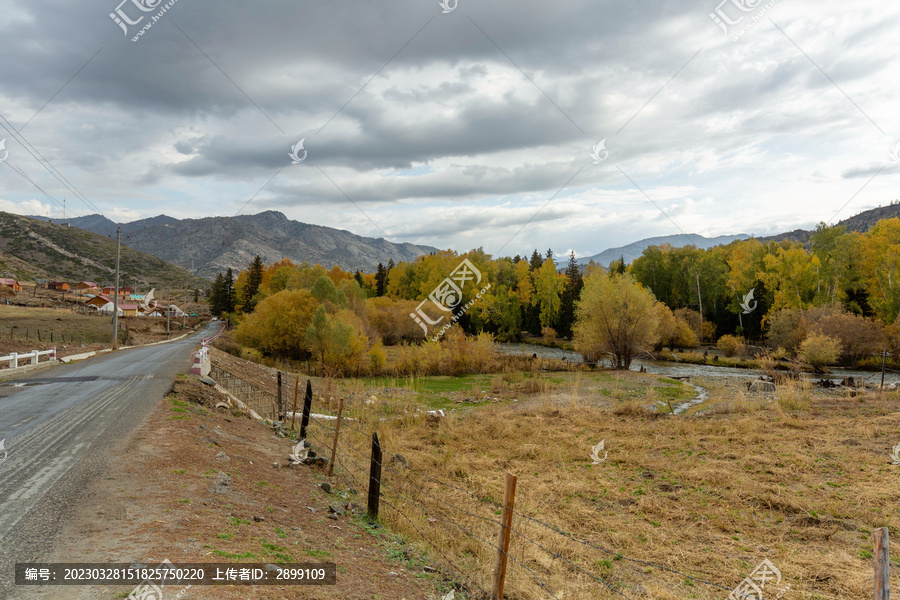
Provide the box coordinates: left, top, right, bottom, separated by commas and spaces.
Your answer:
0, 0, 899, 260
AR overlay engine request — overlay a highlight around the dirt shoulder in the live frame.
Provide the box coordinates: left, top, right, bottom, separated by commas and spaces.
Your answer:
29, 377, 444, 600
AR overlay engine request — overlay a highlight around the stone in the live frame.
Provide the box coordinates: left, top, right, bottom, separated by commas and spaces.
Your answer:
210, 473, 232, 495
253, 515, 264, 522
320, 482, 333, 494
272, 463, 280, 469
215, 451, 229, 461
199, 376, 216, 386
327, 514, 338, 520
328, 505, 346, 516
749, 380, 776, 393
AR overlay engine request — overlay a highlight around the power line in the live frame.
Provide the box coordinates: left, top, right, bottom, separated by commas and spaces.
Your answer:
0, 113, 105, 217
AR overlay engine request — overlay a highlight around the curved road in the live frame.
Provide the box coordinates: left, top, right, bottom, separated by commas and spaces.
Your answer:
0, 323, 220, 598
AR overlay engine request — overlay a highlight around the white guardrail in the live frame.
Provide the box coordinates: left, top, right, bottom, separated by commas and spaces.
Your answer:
1, 348, 57, 369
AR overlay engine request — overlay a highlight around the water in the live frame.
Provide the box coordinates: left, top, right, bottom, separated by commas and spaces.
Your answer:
496, 342, 900, 386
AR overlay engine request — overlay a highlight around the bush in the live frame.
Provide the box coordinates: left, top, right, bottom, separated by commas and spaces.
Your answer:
541, 326, 557, 344
810, 311, 883, 364
671, 321, 699, 349
766, 308, 806, 355
717, 334, 744, 357
798, 334, 841, 369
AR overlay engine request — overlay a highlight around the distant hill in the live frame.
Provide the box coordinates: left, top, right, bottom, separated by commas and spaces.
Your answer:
46, 210, 440, 278
757, 202, 900, 245
0, 212, 208, 289
577, 233, 751, 266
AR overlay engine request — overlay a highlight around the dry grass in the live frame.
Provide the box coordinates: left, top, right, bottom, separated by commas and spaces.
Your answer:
316, 386, 900, 599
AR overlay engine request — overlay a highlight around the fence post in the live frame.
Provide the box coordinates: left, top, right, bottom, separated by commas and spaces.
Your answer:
300, 380, 313, 439
10, 352, 17, 369
367, 432, 382, 519
327, 397, 344, 477
277, 371, 283, 421
874, 527, 890, 600
492, 473, 518, 600
290, 374, 300, 432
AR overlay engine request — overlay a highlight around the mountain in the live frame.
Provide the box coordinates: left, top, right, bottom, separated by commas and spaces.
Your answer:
46, 211, 440, 279
757, 202, 900, 245
30, 213, 179, 237
0, 212, 209, 289
576, 233, 751, 266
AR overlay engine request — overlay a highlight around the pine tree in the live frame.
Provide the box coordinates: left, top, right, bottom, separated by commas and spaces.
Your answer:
242, 255, 265, 313
209, 273, 226, 316
513, 255, 522, 264
224, 268, 237, 313
529, 249, 543, 271
546, 248, 554, 262
558, 252, 584, 337
354, 270, 365, 287
375, 263, 387, 297
387, 258, 395, 272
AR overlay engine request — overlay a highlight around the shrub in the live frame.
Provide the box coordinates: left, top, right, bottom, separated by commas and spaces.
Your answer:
766, 308, 806, 355
541, 326, 557, 344
798, 334, 841, 369
717, 334, 744, 357
809, 311, 883, 363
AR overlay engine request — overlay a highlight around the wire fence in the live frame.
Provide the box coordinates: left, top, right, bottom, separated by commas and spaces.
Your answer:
291, 390, 744, 600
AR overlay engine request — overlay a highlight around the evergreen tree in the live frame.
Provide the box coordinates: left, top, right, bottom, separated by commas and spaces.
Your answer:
546, 248, 554, 262
513, 254, 522, 264
242, 255, 265, 313
209, 273, 226, 316
529, 249, 543, 271
375, 263, 387, 297
224, 268, 237, 313
354, 270, 365, 287
557, 252, 584, 337
610, 255, 627, 276
387, 258, 396, 272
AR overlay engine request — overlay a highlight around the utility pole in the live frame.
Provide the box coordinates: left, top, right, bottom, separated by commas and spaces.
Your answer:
112, 227, 121, 350
182, 291, 187, 330
166, 287, 171, 339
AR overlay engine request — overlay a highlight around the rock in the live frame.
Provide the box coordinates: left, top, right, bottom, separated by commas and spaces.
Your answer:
272, 463, 280, 469
749, 380, 776, 393
253, 515, 265, 522
328, 505, 346, 516
199, 376, 216, 386
306, 507, 316, 513
210, 473, 232, 495
327, 513, 339, 520
216, 451, 230, 461
264, 564, 281, 574
320, 482, 333, 494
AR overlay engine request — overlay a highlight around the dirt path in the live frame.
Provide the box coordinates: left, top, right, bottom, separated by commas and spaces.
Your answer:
24, 378, 445, 600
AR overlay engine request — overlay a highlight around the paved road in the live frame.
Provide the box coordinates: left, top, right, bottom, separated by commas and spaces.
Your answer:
0, 323, 219, 598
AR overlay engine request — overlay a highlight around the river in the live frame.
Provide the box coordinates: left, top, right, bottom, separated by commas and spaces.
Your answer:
495, 342, 900, 386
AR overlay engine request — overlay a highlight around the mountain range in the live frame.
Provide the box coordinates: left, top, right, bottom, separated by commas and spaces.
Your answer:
0, 212, 208, 289
33, 211, 439, 279
576, 233, 751, 267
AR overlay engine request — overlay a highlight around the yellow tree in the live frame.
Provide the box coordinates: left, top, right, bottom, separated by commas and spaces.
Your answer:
233, 289, 318, 358
761, 242, 820, 314
574, 272, 661, 369
534, 258, 564, 328
862, 218, 900, 323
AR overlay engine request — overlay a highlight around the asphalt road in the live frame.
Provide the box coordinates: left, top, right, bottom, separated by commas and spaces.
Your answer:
0, 323, 219, 599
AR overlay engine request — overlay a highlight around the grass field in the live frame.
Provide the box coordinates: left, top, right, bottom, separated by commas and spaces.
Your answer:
0, 305, 112, 345
302, 372, 900, 600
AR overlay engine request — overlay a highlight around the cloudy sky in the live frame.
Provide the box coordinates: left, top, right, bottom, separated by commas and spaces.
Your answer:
1, 0, 899, 259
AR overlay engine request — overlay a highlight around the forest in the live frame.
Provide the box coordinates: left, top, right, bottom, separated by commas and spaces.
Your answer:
207, 219, 900, 374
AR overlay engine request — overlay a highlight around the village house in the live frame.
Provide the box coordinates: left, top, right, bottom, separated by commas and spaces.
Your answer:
85, 295, 141, 317
48, 282, 71, 291
75, 281, 99, 295
0, 278, 22, 292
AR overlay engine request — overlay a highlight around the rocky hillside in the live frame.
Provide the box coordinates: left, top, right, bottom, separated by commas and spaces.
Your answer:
50, 210, 439, 278
0, 212, 208, 289
758, 202, 900, 245
577, 233, 750, 266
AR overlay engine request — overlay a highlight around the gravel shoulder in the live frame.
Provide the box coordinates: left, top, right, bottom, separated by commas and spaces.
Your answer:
16, 377, 443, 600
